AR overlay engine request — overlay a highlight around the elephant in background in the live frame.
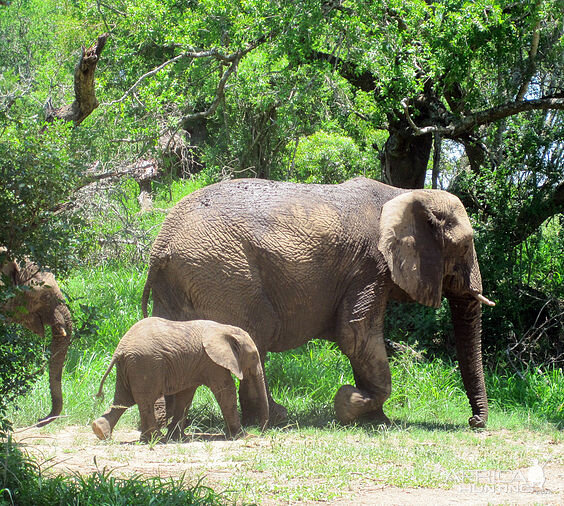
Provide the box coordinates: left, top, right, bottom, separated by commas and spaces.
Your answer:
92, 317, 269, 442
142, 177, 495, 429
0, 251, 72, 427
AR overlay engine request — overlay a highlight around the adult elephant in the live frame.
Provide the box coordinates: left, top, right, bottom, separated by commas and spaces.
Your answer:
142, 177, 494, 428
1, 252, 72, 427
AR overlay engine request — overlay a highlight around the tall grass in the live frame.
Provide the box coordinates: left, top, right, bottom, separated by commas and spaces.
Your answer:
0, 436, 227, 505
7, 260, 564, 430
487, 366, 564, 427
62, 264, 147, 353
4, 173, 563, 503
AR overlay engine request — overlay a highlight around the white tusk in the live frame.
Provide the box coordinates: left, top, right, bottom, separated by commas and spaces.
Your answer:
475, 293, 496, 306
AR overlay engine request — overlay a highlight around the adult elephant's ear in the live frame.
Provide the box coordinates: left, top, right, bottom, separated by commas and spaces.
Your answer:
378, 190, 444, 308
202, 328, 244, 380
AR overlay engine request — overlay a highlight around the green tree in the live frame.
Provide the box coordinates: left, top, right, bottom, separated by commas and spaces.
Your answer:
0, 0, 107, 432
1, 0, 563, 380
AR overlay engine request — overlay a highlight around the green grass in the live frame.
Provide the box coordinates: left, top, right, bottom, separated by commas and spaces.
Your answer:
9, 336, 563, 432
0, 436, 228, 506
3, 170, 564, 502
4, 261, 564, 503
487, 365, 564, 426
228, 426, 555, 501
7, 261, 563, 431
62, 264, 148, 353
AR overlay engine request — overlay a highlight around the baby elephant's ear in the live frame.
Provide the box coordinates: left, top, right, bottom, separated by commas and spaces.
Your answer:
202, 328, 244, 380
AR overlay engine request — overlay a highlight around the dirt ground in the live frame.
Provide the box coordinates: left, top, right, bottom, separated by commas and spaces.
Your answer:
10, 425, 564, 505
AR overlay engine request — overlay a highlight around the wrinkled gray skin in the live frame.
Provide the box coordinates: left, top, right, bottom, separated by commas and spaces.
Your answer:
92, 317, 269, 442
142, 177, 493, 428
1, 254, 72, 427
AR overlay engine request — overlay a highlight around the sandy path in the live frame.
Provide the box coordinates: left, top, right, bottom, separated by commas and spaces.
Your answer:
10, 425, 564, 505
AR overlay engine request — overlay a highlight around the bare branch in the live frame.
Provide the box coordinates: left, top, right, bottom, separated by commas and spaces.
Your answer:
516, 18, 541, 101
400, 98, 441, 135
45, 33, 109, 125
105, 36, 266, 111
456, 97, 564, 134
402, 96, 564, 138
97, 1, 126, 17
105, 53, 188, 106
181, 58, 240, 122
179, 37, 267, 122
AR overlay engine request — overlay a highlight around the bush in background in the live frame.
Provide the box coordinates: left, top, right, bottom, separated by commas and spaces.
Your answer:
281, 131, 379, 183
0, 324, 44, 436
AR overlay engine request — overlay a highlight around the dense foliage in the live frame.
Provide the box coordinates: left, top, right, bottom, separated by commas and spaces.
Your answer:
1, 0, 563, 435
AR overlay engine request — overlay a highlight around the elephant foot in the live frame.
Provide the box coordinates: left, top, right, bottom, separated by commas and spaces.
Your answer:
92, 418, 112, 440
468, 415, 486, 429
225, 426, 247, 440
334, 385, 390, 426
242, 401, 287, 427
233, 429, 250, 440
139, 429, 163, 444
268, 401, 288, 426
360, 407, 391, 427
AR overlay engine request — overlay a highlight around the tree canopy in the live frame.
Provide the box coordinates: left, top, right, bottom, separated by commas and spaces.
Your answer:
1, 0, 563, 367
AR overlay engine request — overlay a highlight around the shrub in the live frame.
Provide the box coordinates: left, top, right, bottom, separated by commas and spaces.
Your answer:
0, 437, 227, 505
282, 131, 378, 183
0, 324, 44, 436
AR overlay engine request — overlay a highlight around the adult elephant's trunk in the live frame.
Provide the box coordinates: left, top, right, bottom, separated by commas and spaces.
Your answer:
256, 367, 270, 431
37, 307, 72, 427
448, 296, 488, 428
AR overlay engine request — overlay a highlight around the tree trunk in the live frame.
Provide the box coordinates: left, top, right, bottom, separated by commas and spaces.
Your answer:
381, 119, 433, 189
45, 33, 108, 126
381, 94, 435, 190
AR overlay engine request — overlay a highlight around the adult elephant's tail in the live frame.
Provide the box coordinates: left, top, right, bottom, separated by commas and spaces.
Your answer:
141, 276, 152, 318
141, 268, 153, 318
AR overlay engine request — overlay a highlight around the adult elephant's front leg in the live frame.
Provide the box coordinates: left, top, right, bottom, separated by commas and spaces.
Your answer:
335, 318, 391, 426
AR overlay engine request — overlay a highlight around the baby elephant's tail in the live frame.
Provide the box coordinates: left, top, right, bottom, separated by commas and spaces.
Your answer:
96, 356, 117, 400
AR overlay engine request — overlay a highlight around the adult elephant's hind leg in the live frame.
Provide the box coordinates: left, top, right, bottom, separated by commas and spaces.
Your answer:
335, 320, 391, 426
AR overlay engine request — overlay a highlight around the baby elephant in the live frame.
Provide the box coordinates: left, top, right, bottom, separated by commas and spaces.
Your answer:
92, 317, 269, 442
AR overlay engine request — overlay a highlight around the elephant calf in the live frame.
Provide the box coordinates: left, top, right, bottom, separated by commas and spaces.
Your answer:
92, 317, 269, 442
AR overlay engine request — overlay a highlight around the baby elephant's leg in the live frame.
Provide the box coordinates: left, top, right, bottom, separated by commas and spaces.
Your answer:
92, 405, 128, 440
166, 386, 197, 441
137, 400, 162, 443
209, 371, 242, 439
92, 373, 134, 440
